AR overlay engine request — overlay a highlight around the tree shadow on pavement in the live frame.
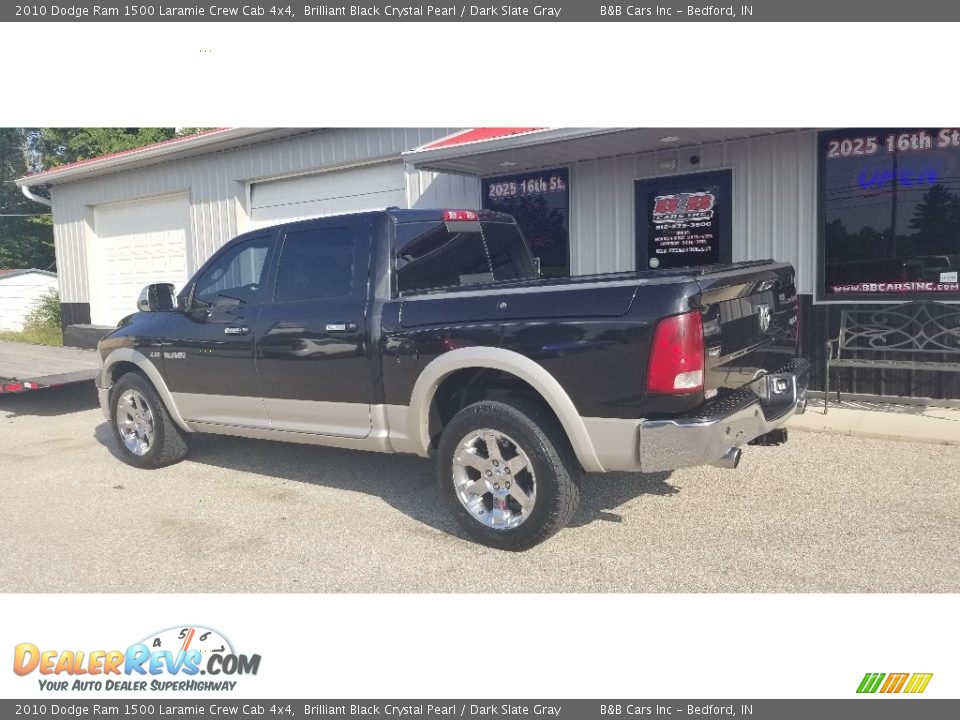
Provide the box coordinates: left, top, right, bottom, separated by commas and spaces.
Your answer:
0, 381, 98, 418
93, 422, 680, 541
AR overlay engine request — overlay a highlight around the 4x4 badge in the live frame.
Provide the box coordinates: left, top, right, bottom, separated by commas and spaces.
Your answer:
758, 304, 771, 332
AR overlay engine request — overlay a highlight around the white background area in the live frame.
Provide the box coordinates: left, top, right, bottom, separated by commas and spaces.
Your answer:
1, 594, 957, 699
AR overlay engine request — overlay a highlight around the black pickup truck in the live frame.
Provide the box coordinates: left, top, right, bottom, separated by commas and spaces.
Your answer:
96, 208, 809, 550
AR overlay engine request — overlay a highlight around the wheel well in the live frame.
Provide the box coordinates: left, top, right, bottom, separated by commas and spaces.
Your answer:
108, 361, 148, 387
427, 367, 564, 449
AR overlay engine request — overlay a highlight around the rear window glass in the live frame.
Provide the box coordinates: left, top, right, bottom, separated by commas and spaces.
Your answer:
483, 221, 536, 281
396, 221, 491, 293
395, 220, 535, 294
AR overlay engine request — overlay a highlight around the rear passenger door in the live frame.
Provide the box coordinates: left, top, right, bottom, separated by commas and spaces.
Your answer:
254, 218, 374, 438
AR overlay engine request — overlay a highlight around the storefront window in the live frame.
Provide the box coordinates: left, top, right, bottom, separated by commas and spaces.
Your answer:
820, 128, 960, 300
481, 168, 569, 277
635, 170, 732, 270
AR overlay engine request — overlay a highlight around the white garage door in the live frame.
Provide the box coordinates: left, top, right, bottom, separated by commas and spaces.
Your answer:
90, 194, 190, 327
249, 162, 406, 228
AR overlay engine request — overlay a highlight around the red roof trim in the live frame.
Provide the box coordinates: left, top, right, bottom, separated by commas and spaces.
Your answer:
420, 128, 545, 151
25, 128, 231, 178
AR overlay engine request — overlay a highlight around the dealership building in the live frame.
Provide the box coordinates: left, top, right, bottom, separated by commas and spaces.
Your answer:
16, 127, 960, 401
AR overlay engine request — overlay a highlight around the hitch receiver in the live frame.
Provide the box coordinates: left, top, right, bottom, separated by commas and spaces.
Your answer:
748, 428, 789, 446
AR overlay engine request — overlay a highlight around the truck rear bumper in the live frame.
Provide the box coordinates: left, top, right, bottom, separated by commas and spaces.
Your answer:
585, 358, 810, 473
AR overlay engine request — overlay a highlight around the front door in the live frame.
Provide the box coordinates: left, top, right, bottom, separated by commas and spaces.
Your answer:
254, 218, 373, 438
635, 169, 733, 271
161, 232, 276, 428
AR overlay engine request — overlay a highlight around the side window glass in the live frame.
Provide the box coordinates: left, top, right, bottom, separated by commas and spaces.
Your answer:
274, 227, 357, 303
194, 236, 272, 307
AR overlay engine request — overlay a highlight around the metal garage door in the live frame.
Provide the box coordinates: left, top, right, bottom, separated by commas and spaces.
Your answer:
90, 194, 190, 326
249, 162, 406, 227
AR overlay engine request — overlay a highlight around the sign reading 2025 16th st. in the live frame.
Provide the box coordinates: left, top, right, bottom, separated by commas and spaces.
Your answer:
12, 626, 261, 692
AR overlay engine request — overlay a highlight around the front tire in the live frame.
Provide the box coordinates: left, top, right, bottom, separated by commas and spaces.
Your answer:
109, 372, 188, 468
436, 399, 581, 551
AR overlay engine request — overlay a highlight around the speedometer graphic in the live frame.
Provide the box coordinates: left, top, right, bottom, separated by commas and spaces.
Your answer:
138, 626, 234, 658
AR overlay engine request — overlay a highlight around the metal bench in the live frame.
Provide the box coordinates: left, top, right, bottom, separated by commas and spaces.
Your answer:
823, 302, 960, 413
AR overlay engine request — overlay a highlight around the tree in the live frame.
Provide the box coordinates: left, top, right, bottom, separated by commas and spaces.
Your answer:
908, 183, 960, 255
0, 128, 54, 269
31, 128, 180, 168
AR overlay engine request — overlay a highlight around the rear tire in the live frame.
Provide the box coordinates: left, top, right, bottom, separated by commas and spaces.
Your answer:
109, 372, 188, 469
436, 399, 581, 551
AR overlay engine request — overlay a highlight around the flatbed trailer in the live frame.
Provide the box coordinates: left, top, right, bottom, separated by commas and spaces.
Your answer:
0, 340, 100, 394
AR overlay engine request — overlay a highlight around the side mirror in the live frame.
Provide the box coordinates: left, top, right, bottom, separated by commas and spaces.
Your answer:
137, 283, 177, 312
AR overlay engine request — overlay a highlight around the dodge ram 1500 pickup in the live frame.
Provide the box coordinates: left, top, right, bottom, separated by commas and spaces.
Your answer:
97, 208, 809, 550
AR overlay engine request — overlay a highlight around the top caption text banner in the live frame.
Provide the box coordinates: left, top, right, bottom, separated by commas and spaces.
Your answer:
5, 0, 960, 21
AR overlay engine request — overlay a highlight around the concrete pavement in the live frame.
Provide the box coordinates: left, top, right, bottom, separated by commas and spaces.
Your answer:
2, 382, 958, 593
789, 397, 960, 446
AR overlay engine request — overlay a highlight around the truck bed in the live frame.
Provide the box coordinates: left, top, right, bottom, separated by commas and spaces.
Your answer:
0, 341, 101, 393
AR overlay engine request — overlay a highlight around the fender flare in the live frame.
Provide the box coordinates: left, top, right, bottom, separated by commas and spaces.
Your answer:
407, 347, 604, 472
99, 347, 192, 433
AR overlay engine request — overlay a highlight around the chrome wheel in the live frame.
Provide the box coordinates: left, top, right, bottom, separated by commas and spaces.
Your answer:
452, 428, 536, 531
116, 389, 155, 457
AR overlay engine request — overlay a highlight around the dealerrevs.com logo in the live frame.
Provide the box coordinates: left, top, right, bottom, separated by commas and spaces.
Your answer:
13, 626, 261, 692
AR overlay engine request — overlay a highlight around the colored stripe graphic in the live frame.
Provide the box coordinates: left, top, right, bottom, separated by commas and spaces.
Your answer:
904, 673, 933, 694
857, 672, 932, 694
857, 673, 885, 693
880, 673, 909, 693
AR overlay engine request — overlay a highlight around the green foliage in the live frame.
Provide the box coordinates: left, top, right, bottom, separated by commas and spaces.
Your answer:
0, 128, 55, 270
0, 290, 63, 346
33, 128, 179, 168
24, 288, 61, 332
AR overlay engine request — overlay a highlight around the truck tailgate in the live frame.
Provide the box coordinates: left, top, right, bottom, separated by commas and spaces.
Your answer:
696, 262, 799, 392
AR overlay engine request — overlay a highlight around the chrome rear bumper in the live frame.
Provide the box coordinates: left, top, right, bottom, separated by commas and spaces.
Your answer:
637, 358, 810, 472
583, 358, 810, 473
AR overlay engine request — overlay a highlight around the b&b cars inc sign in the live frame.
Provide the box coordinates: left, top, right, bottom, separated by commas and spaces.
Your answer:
647, 187, 722, 268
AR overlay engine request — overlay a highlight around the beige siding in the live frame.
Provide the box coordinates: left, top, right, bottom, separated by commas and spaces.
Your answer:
51, 128, 459, 303
569, 130, 818, 292
51, 128, 819, 304
405, 166, 481, 210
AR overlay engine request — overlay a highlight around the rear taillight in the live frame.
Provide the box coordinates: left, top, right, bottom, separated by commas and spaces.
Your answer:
646, 311, 705, 394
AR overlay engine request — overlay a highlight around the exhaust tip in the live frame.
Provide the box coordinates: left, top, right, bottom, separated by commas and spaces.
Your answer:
713, 447, 742, 469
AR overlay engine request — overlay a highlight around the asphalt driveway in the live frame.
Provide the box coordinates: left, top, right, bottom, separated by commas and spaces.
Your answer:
2, 382, 958, 592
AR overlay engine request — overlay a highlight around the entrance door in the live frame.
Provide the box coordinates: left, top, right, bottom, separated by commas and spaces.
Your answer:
635, 170, 732, 271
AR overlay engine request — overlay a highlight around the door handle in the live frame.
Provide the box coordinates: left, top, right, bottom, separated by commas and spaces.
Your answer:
224, 326, 250, 336
326, 322, 358, 332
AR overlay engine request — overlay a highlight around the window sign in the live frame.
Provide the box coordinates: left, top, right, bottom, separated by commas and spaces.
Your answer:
820, 128, 960, 300
635, 170, 732, 270
482, 168, 569, 277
